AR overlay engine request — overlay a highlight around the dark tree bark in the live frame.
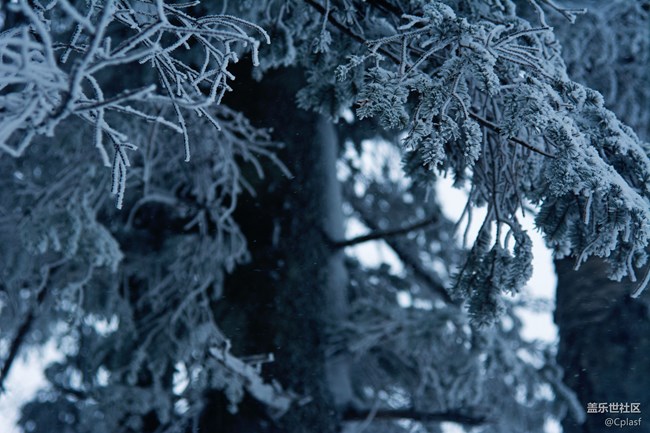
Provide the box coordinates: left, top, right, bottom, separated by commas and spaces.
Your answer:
195, 67, 351, 433
555, 258, 650, 433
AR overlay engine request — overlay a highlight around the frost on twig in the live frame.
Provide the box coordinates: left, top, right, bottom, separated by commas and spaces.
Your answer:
0, 0, 269, 208
209, 346, 293, 417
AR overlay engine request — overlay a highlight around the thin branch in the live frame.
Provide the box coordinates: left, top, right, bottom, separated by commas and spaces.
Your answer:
631, 263, 650, 299
332, 213, 439, 248
538, 0, 586, 24
469, 112, 556, 158
0, 314, 37, 392
343, 407, 487, 426
345, 192, 455, 304
354, 399, 380, 433
365, 0, 403, 17
52, 382, 88, 399
0, 261, 64, 392
304, 0, 401, 64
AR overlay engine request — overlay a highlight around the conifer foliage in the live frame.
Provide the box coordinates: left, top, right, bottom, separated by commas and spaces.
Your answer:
0, 1, 648, 432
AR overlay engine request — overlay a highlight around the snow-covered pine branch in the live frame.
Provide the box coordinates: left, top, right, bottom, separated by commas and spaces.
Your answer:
296, 0, 650, 309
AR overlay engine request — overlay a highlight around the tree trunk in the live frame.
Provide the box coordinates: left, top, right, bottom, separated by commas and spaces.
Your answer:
555, 258, 650, 433
198, 67, 352, 433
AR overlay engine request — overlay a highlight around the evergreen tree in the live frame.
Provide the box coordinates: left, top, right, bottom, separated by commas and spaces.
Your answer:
550, 2, 650, 432
0, 1, 647, 432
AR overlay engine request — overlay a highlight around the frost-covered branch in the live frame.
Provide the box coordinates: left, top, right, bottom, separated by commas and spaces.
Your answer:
313, 0, 650, 305
528, 0, 586, 26
209, 346, 293, 417
0, 0, 269, 208
304, 0, 400, 64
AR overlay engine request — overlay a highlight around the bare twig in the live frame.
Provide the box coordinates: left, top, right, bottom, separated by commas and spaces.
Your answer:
0, 261, 64, 392
304, 0, 401, 64
332, 213, 439, 248
345, 192, 455, 304
469, 112, 556, 158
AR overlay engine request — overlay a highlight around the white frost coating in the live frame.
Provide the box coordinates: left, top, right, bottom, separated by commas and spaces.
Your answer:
631, 269, 650, 299
209, 346, 293, 416
0, 0, 268, 207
